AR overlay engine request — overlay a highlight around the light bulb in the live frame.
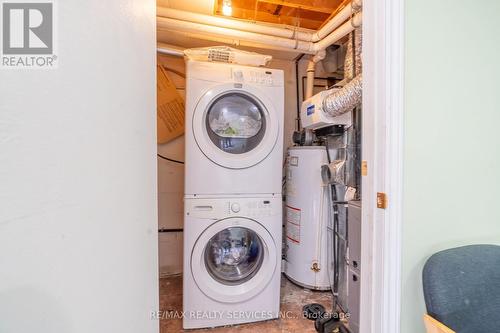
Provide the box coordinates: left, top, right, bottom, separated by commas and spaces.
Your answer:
222, 0, 232, 16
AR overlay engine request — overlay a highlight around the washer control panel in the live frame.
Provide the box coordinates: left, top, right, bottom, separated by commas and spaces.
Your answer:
186, 197, 279, 219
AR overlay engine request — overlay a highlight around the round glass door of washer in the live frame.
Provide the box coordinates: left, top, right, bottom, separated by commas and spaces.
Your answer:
204, 227, 264, 285
206, 93, 266, 155
190, 217, 277, 303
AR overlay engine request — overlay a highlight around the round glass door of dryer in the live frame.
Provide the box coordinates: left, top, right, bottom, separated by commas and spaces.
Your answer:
204, 227, 264, 285
192, 84, 280, 169
206, 93, 266, 155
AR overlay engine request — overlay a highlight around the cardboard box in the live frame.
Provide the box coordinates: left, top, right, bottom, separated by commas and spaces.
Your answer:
157, 65, 185, 144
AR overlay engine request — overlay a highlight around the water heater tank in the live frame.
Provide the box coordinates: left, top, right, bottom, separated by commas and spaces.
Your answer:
284, 146, 331, 290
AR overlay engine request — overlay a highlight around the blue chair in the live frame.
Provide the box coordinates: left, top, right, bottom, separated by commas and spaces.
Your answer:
422, 244, 500, 333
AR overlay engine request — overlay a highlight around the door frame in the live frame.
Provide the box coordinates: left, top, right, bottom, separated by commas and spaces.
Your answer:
360, 0, 405, 332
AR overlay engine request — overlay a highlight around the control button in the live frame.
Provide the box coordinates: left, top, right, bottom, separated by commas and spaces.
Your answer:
233, 70, 244, 81
231, 202, 241, 213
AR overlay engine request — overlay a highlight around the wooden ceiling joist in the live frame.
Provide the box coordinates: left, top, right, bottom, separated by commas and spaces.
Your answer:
214, 0, 346, 30
257, 0, 334, 14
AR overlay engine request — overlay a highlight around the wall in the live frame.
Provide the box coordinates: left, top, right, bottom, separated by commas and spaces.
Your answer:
402, 1, 500, 331
157, 55, 186, 276
0, 1, 158, 333
156, 54, 298, 276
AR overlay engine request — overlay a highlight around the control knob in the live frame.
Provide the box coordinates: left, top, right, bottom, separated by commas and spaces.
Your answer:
230, 202, 241, 213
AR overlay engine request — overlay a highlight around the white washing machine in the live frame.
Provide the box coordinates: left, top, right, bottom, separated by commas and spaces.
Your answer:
183, 196, 282, 329
185, 60, 284, 197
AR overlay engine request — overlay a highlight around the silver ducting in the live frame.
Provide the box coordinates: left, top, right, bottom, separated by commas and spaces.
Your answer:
321, 161, 346, 185
322, 28, 362, 118
322, 74, 362, 118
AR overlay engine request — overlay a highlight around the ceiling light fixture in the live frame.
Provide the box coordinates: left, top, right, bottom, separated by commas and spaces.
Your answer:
222, 0, 232, 16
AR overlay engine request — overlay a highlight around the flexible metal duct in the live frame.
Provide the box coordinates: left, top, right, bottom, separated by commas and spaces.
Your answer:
323, 28, 362, 118
323, 74, 362, 117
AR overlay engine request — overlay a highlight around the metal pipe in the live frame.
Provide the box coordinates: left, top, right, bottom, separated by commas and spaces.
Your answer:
295, 53, 306, 131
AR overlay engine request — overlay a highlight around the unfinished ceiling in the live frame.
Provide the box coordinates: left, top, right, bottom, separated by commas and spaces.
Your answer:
156, 0, 351, 60
158, 0, 214, 14
214, 0, 347, 30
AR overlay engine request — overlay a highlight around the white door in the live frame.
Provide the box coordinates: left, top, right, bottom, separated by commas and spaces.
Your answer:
191, 217, 277, 303
0, 1, 158, 333
192, 83, 279, 169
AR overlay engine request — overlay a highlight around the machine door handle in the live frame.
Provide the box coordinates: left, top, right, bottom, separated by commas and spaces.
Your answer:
193, 205, 213, 211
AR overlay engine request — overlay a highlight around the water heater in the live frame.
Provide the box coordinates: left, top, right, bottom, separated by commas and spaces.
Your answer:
284, 146, 331, 290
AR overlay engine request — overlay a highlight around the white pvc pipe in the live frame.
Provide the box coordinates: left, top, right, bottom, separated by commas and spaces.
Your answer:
305, 61, 316, 99
157, 16, 314, 51
352, 0, 363, 10
305, 51, 326, 99
313, 12, 362, 51
156, 43, 184, 57
156, 2, 363, 109
157, 1, 362, 44
304, 13, 362, 100
158, 28, 317, 54
157, 7, 315, 42
312, 2, 358, 42
157, 13, 360, 54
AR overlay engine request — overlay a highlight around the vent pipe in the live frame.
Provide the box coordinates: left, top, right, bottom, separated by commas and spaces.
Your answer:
323, 28, 362, 118
323, 74, 362, 117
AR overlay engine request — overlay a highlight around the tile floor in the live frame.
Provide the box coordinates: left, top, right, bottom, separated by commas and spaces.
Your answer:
159, 274, 333, 333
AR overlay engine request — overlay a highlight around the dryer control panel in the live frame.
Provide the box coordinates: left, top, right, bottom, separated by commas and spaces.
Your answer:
231, 68, 280, 87
186, 59, 284, 87
186, 197, 281, 219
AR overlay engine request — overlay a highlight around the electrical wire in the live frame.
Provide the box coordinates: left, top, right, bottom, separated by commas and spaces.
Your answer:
325, 135, 340, 311
157, 154, 184, 164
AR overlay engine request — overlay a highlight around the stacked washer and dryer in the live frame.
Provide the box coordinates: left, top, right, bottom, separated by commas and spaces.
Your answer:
183, 59, 284, 329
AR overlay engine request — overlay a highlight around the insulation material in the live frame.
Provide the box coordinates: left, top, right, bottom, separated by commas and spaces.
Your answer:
321, 28, 363, 119
157, 65, 185, 144
184, 46, 272, 67
344, 28, 363, 81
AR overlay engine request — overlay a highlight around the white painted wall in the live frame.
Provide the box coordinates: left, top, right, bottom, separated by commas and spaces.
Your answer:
157, 55, 185, 276
402, 1, 500, 332
0, 1, 158, 333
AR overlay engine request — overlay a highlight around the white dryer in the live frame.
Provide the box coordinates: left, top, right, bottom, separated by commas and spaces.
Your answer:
183, 196, 282, 329
185, 60, 284, 197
